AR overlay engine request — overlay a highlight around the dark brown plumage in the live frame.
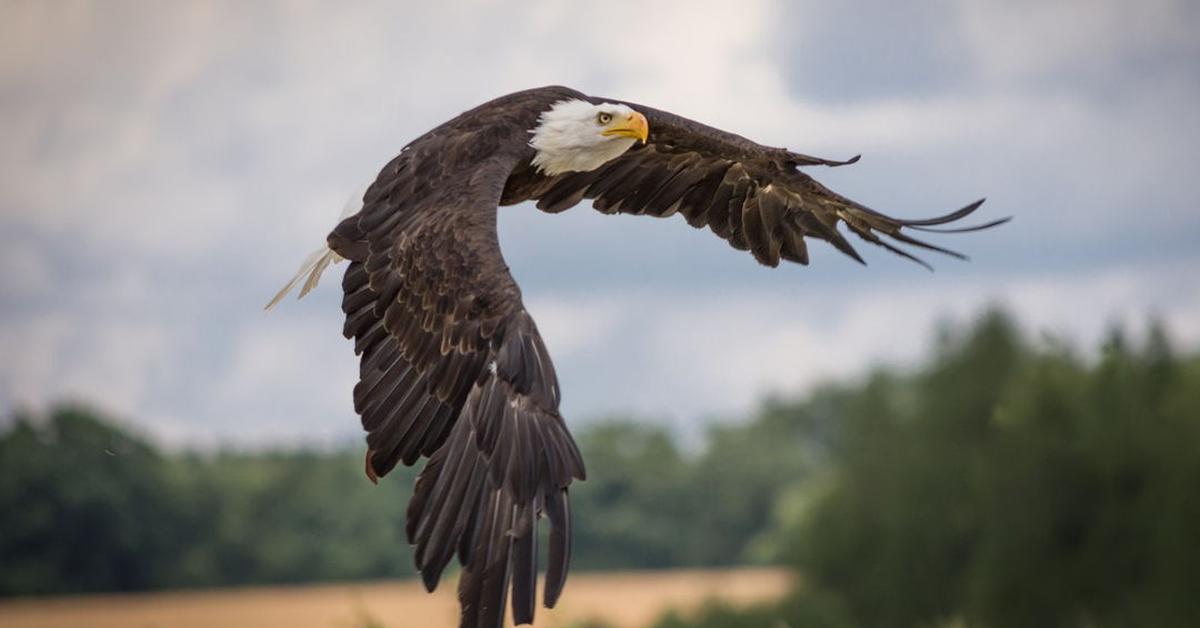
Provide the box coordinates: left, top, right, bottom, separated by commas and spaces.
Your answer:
324, 85, 1006, 628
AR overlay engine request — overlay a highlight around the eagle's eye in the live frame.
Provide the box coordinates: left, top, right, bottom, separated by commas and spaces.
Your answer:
596, 112, 612, 125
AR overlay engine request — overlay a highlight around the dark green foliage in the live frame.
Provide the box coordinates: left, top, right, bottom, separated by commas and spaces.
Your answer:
0, 409, 799, 596
571, 421, 695, 569
656, 310, 1200, 628
0, 405, 419, 595
0, 405, 183, 594
571, 412, 813, 570
776, 311, 1200, 628
164, 449, 418, 587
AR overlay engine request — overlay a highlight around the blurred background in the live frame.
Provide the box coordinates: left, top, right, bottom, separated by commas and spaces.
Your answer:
1, 1, 1198, 627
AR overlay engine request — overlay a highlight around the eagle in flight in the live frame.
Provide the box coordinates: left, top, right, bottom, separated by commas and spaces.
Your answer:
268, 85, 1006, 627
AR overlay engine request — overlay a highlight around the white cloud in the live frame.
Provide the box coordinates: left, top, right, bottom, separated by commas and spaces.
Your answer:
957, 0, 1199, 83
0, 240, 51, 298
525, 296, 623, 359
545, 263, 1200, 426
206, 312, 358, 447
0, 313, 168, 420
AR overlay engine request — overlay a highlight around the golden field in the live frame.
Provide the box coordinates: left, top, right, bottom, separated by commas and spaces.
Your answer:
0, 567, 790, 628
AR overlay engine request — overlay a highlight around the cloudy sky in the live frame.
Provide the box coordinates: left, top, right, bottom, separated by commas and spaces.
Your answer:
2, 0, 1198, 446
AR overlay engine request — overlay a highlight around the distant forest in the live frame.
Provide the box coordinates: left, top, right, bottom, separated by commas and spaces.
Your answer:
3, 310, 1198, 628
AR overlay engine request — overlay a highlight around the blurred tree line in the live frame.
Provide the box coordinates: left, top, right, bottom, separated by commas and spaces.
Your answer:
2, 309, 1198, 627
0, 381, 809, 594
655, 310, 1200, 628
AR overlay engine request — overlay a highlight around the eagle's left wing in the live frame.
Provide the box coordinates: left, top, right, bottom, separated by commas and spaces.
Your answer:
505, 102, 1007, 269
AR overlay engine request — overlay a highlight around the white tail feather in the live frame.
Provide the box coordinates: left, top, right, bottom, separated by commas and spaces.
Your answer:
264, 247, 344, 310
264, 185, 366, 311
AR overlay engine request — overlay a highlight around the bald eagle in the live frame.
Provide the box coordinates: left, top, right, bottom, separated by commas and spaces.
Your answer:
268, 85, 1005, 627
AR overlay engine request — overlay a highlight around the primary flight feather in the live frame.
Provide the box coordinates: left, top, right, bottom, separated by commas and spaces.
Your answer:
267, 85, 1007, 628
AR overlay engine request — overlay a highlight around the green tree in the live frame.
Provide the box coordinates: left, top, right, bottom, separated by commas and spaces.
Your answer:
780, 311, 1200, 628
0, 404, 185, 593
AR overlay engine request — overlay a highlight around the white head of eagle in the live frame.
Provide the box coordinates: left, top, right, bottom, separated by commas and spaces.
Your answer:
528, 99, 649, 176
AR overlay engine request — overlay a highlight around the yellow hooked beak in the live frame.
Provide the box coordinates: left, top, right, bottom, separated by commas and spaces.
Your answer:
601, 111, 649, 143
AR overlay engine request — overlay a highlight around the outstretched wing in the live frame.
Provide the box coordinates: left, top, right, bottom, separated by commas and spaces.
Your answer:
328, 119, 585, 628
504, 102, 1008, 269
